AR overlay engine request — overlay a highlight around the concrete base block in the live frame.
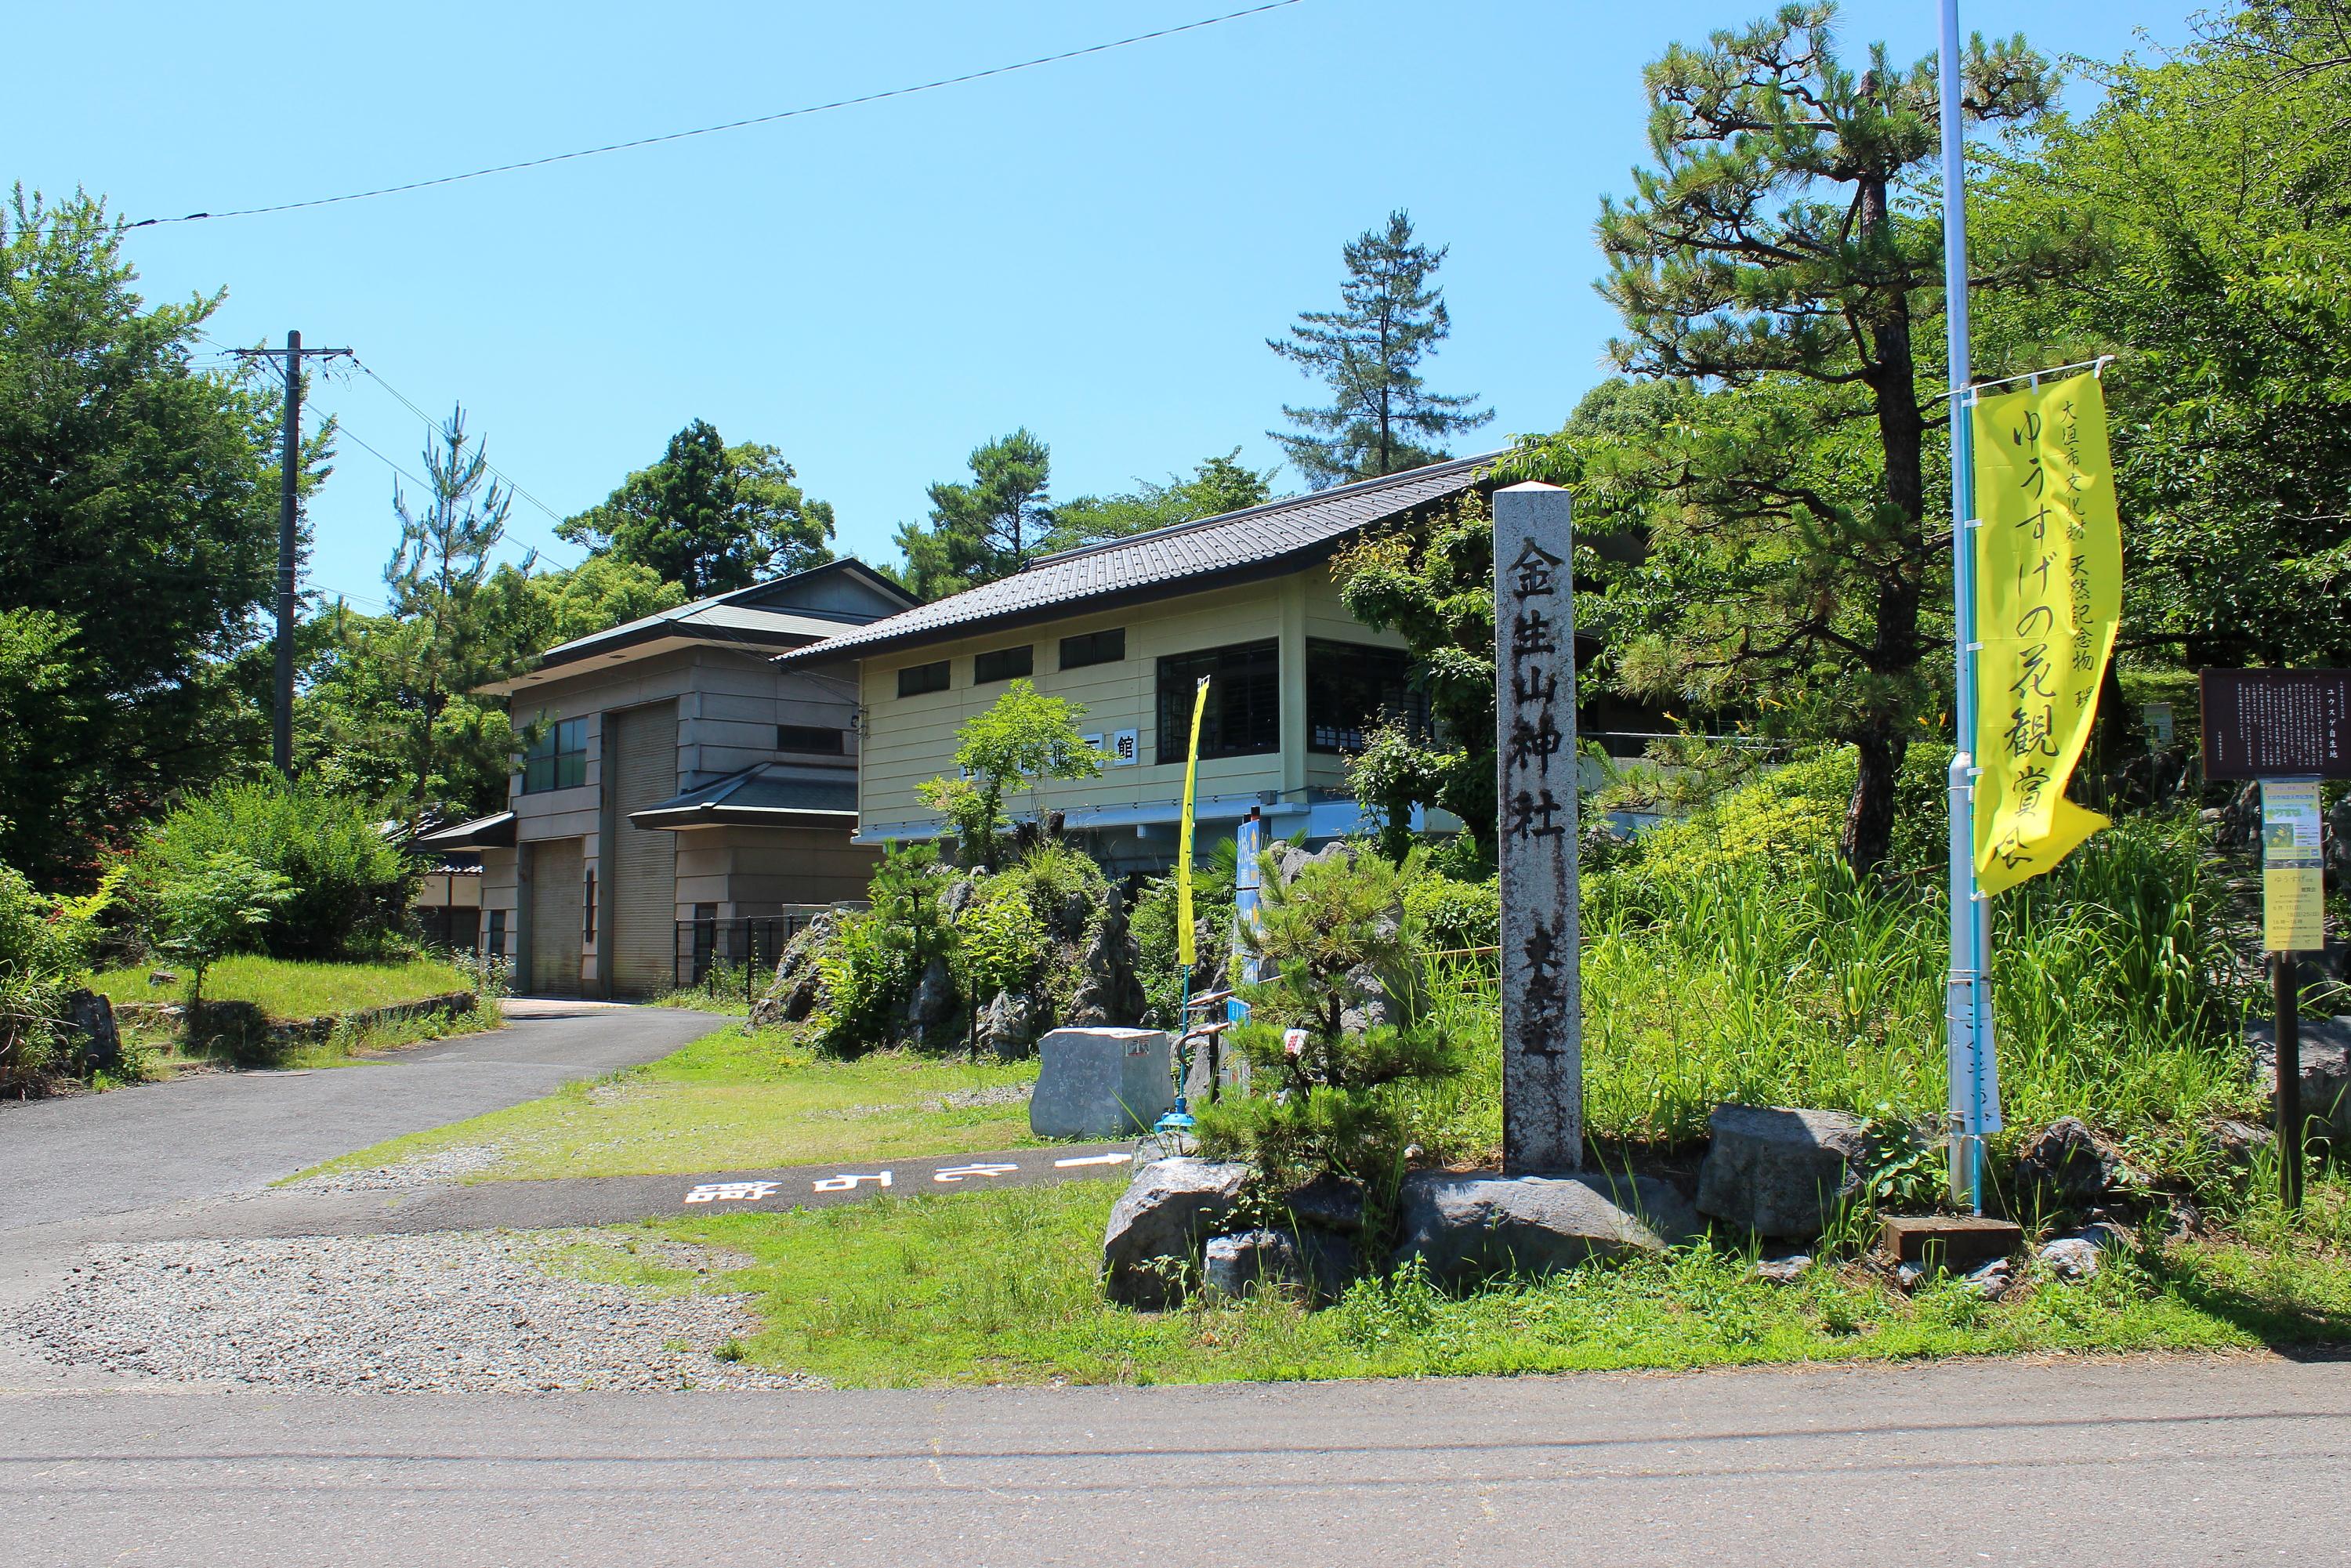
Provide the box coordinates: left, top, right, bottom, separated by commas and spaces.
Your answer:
1031, 1027, 1172, 1139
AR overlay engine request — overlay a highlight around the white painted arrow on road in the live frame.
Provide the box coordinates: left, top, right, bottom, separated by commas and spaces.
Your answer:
1052, 1152, 1133, 1168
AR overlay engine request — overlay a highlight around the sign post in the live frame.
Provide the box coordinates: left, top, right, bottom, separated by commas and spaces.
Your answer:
1494, 482, 1582, 1174
2205, 667, 2348, 1212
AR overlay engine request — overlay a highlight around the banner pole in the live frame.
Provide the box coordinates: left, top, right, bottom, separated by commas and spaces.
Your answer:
1940, 0, 1991, 1214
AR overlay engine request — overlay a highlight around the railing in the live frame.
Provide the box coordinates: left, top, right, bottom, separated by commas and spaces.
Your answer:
672, 914, 821, 1004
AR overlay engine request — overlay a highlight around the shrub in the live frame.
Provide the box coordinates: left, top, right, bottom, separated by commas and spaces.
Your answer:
151, 852, 294, 1019
810, 842, 952, 1056
1403, 872, 1498, 953
130, 780, 412, 959
0, 860, 104, 1092
958, 884, 1046, 1003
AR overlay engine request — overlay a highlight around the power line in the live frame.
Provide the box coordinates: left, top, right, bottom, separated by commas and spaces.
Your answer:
126, 2, 1305, 228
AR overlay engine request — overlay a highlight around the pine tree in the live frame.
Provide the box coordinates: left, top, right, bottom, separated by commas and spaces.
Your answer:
559, 419, 834, 599
1268, 210, 1491, 489
889, 429, 1053, 600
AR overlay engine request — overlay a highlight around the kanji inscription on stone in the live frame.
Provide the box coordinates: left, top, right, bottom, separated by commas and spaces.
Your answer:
1494, 482, 1583, 1173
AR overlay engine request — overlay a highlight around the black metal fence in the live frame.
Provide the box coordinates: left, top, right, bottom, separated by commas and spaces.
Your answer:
672, 914, 822, 1004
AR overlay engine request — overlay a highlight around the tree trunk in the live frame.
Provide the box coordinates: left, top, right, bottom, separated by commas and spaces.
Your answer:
1842, 725, 1904, 875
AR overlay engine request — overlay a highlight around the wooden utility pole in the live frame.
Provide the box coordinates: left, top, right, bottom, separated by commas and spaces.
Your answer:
237, 331, 350, 777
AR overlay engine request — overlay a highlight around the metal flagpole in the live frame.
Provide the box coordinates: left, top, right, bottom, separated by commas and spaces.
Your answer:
1940, 0, 1994, 1213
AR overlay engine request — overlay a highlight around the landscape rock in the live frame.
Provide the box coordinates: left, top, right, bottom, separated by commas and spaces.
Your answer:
60, 988, 122, 1075
2015, 1117, 2129, 1208
1201, 1227, 1357, 1305
1392, 1171, 1701, 1287
1696, 1105, 1867, 1240
1065, 887, 1146, 1027
749, 911, 838, 1027
1280, 1174, 1367, 1237
1100, 1157, 1250, 1307
2038, 1237, 2103, 1280
905, 956, 957, 1034
1031, 1026, 1172, 1139
2249, 1017, 2351, 1138
976, 988, 1040, 1061
1963, 1258, 2016, 1299
2208, 1117, 2275, 1164
1754, 1251, 1813, 1284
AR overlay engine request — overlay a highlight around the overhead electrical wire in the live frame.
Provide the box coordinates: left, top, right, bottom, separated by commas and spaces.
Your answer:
129, 2, 1305, 229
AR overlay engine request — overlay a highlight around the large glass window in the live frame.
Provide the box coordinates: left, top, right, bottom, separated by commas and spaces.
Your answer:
776, 724, 846, 755
1157, 640, 1280, 762
897, 660, 950, 697
521, 717, 588, 793
1307, 640, 1425, 754
973, 644, 1034, 684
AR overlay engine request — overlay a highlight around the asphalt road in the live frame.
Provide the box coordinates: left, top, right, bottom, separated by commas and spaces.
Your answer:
5, 1353, 2347, 1566
0, 1002, 726, 1232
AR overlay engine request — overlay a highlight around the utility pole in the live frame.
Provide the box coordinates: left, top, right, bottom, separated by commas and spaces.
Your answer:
237, 332, 350, 777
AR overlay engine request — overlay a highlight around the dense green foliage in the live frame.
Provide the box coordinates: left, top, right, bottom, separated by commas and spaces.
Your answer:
129, 780, 413, 961
557, 418, 835, 598
0, 860, 107, 1091
150, 850, 292, 1020
890, 429, 1054, 600
1268, 210, 1491, 487
0, 189, 302, 882
1045, 451, 1278, 550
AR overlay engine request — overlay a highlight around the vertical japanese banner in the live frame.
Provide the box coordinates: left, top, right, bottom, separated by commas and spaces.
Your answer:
1231, 808, 1264, 1000
1971, 371, 2123, 896
1494, 483, 1583, 1174
2260, 779, 2325, 952
1173, 675, 1211, 969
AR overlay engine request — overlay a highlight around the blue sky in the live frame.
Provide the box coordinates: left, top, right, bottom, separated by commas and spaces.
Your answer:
13, 1, 2193, 612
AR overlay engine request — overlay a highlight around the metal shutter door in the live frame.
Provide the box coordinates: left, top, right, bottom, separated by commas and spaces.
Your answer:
527, 838, 583, 998
609, 704, 679, 997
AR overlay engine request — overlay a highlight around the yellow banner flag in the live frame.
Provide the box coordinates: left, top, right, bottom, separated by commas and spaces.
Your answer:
1971, 371, 2123, 896
1174, 675, 1211, 968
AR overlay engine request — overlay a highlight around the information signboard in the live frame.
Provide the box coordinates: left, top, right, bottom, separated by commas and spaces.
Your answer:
2259, 778, 2326, 953
2200, 669, 2351, 780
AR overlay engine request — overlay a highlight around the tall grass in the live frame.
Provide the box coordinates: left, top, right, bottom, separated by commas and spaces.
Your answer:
1399, 815, 2256, 1170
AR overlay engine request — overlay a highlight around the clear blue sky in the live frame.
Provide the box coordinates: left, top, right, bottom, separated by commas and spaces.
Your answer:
13, 1, 2193, 612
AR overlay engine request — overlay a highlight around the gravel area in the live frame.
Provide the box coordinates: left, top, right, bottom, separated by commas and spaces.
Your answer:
935, 1083, 1033, 1111
5, 1230, 816, 1392
292, 1139, 515, 1193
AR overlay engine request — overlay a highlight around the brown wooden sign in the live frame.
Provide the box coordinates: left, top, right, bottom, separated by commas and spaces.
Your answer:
2200, 669, 2351, 780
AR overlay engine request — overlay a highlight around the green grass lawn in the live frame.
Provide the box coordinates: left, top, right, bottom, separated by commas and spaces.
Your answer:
92, 954, 474, 1021
603, 1177, 2351, 1388
294, 1024, 1044, 1183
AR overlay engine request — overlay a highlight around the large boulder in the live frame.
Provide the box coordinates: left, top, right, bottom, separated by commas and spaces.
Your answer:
1695, 1105, 1867, 1240
1101, 1157, 1250, 1307
1393, 1171, 1701, 1287
2014, 1117, 2129, 1208
1201, 1226, 1358, 1305
1031, 1027, 1172, 1139
1065, 886, 1146, 1027
2249, 1017, 2351, 1139
976, 988, 1040, 1061
60, 989, 122, 1076
750, 911, 839, 1028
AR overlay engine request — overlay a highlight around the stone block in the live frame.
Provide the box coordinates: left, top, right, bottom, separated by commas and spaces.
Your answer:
1392, 1171, 1701, 1287
2248, 1017, 2351, 1139
1879, 1215, 2021, 1275
1100, 1157, 1249, 1308
1695, 1105, 1867, 1240
1031, 1027, 1172, 1139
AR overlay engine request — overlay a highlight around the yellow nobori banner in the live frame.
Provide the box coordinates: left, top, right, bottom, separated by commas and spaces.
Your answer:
1971, 371, 2123, 896
1174, 675, 1211, 968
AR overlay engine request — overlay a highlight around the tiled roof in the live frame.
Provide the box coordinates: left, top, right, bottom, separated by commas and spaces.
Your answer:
411, 810, 516, 850
629, 763, 858, 828
772, 453, 1498, 668
538, 559, 913, 666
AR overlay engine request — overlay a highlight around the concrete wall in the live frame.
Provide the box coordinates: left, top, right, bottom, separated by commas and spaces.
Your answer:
853, 565, 1410, 840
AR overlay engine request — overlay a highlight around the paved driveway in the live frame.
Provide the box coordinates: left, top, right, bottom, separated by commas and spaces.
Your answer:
4, 1353, 2345, 1566
0, 1003, 726, 1232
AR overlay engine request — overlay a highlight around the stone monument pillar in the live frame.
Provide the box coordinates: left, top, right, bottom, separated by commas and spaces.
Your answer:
1494, 482, 1582, 1173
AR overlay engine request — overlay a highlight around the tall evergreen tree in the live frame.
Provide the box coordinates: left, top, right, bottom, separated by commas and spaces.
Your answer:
1269, 210, 1491, 489
1045, 448, 1279, 550
1531, 5, 2076, 874
560, 419, 834, 599
889, 429, 1053, 600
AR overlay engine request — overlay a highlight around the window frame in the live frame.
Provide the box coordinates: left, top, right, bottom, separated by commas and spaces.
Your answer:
972, 644, 1034, 685
1059, 627, 1126, 671
775, 723, 847, 755
1306, 639, 1426, 755
520, 716, 589, 794
897, 660, 951, 698
1156, 639, 1282, 763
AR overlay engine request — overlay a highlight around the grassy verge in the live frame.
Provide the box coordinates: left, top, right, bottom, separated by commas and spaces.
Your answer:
292, 1024, 1042, 1183
621, 1176, 2351, 1389
92, 954, 474, 1019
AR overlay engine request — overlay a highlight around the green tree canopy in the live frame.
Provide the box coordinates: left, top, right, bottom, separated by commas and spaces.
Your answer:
559, 418, 834, 599
915, 679, 1100, 868
1045, 449, 1280, 550
1515, 5, 2076, 872
1269, 210, 1492, 489
0, 187, 306, 883
889, 429, 1053, 600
